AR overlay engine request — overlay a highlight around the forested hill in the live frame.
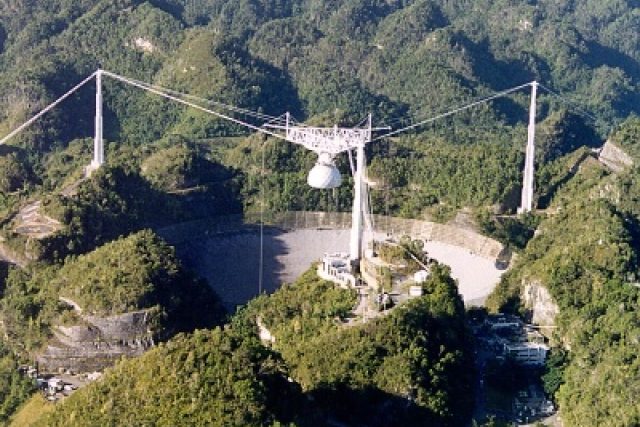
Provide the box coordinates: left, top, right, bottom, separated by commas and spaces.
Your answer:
487, 117, 640, 426
36, 267, 474, 427
0, 2, 640, 425
0, 0, 637, 219
1, 0, 639, 145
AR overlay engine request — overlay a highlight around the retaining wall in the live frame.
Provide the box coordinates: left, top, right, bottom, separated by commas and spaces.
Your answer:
37, 302, 154, 373
158, 211, 505, 261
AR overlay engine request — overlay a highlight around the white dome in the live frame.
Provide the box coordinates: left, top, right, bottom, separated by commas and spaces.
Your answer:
307, 161, 342, 189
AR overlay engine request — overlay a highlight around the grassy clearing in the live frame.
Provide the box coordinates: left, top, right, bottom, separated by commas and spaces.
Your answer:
9, 395, 54, 427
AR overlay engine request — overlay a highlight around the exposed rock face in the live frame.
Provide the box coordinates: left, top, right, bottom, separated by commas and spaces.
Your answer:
256, 317, 275, 346
522, 280, 559, 327
37, 300, 154, 373
84, 311, 153, 343
134, 37, 155, 52
599, 140, 633, 172
12, 200, 62, 239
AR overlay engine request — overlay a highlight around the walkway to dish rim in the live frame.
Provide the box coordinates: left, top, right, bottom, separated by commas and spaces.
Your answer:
158, 211, 509, 309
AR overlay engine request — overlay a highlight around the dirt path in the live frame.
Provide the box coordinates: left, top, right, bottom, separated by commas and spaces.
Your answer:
12, 201, 61, 239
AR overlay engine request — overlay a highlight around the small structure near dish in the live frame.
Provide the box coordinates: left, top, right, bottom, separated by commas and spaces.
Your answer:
413, 269, 430, 284
409, 286, 424, 297
47, 378, 64, 392
318, 253, 356, 287
503, 341, 548, 366
483, 314, 550, 366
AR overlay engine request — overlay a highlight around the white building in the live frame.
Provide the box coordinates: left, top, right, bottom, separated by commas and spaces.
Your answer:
413, 270, 430, 284
47, 378, 64, 394
488, 314, 522, 330
87, 371, 103, 381
409, 286, 424, 297
503, 342, 549, 366
318, 253, 356, 287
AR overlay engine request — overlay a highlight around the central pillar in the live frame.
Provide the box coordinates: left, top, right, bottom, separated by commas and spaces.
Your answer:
350, 114, 372, 270
518, 81, 537, 214
350, 142, 365, 267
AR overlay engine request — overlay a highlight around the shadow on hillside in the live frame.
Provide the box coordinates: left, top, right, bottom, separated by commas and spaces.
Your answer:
311, 385, 444, 427
274, 384, 450, 427
583, 41, 640, 86
169, 226, 289, 310
0, 145, 23, 156
263, 368, 451, 427
536, 150, 594, 209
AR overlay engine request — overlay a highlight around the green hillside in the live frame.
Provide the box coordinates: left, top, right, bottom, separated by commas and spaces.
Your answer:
241, 266, 474, 426
37, 266, 473, 427
488, 117, 640, 426
0, 1, 639, 425
0, 141, 240, 262
39, 329, 284, 426
0, 341, 34, 424
0, 230, 224, 355
0, 0, 637, 218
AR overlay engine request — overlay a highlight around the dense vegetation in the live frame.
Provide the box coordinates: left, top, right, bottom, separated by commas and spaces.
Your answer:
376, 237, 430, 274
0, 230, 224, 355
40, 328, 286, 426
0, 0, 637, 218
0, 342, 34, 424
0, 0, 639, 424
240, 266, 474, 426
0, 141, 241, 263
368, 132, 524, 216
0, 147, 31, 194
35, 266, 473, 426
140, 142, 232, 191
487, 117, 640, 426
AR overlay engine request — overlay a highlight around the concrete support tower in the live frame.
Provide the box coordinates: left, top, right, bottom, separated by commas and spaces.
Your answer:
518, 81, 538, 214
89, 70, 104, 173
349, 141, 365, 265
349, 114, 371, 268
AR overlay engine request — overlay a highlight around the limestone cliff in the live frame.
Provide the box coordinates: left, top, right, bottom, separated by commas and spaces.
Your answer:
598, 140, 633, 172
522, 280, 559, 327
37, 299, 155, 373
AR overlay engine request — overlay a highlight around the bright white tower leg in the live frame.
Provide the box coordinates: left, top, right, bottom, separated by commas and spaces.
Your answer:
518, 81, 537, 214
350, 142, 365, 264
349, 114, 372, 267
89, 69, 104, 172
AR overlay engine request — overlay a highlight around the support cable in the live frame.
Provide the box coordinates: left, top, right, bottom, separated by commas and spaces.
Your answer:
355, 115, 370, 128
117, 74, 284, 123
373, 82, 533, 141
537, 84, 599, 122
121, 75, 307, 128
0, 71, 98, 145
377, 81, 535, 128
101, 70, 289, 142
0, 71, 600, 153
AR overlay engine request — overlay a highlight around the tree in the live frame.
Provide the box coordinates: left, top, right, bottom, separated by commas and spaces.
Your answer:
0, 151, 30, 193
